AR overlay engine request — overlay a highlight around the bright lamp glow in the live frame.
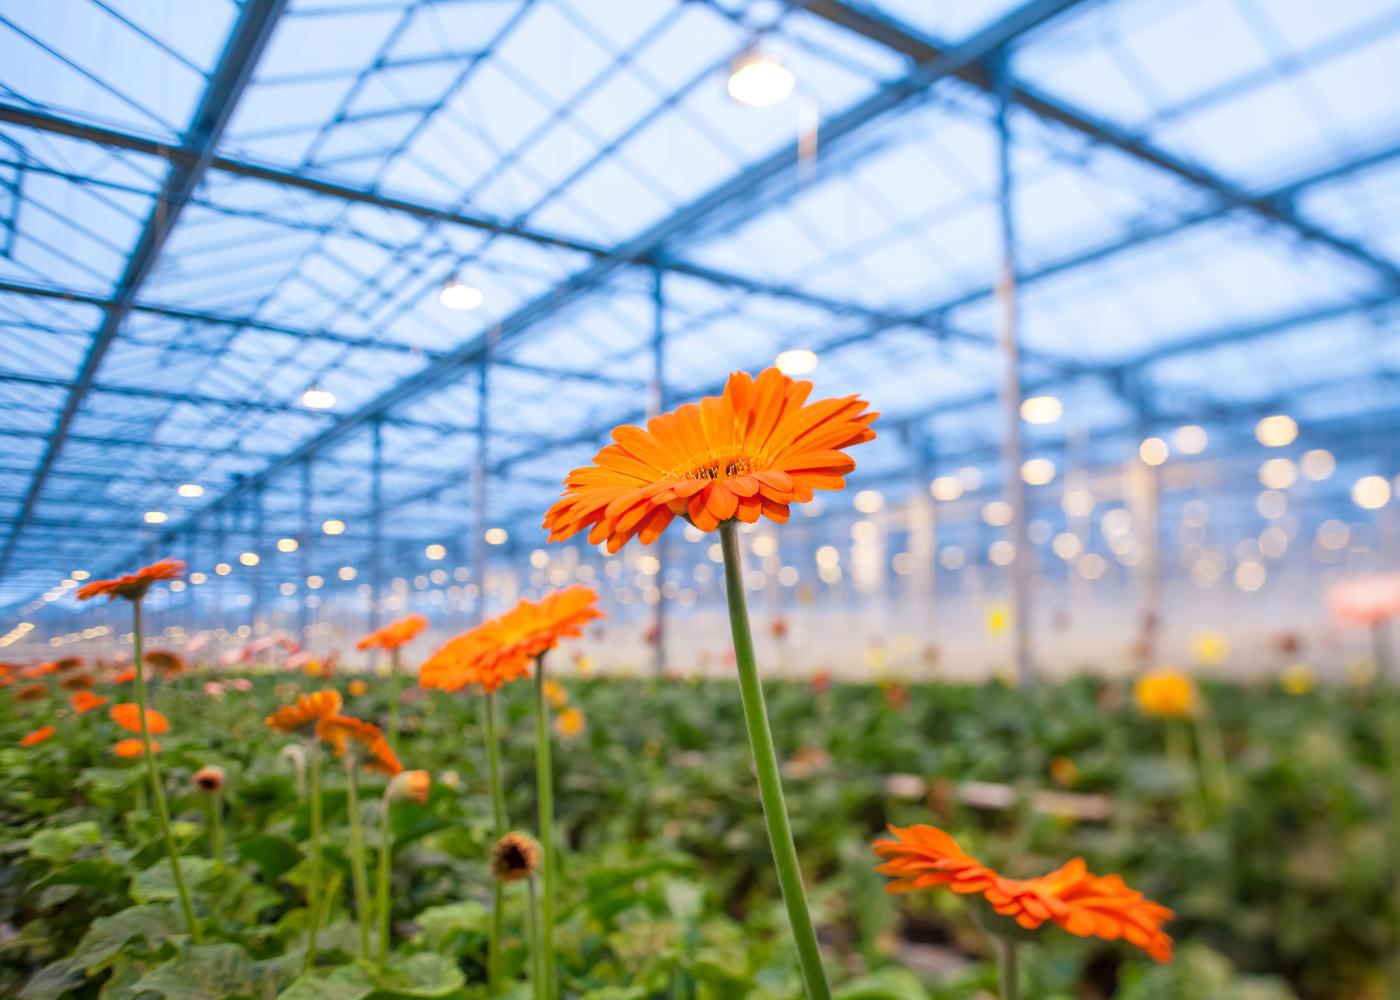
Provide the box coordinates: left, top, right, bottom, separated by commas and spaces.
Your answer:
1020, 458, 1055, 485
1173, 425, 1208, 455
1139, 437, 1169, 466
276, 537, 299, 553
177, 483, 204, 498
1255, 414, 1297, 447
727, 51, 795, 107
439, 279, 484, 310
1352, 475, 1392, 510
774, 348, 817, 376
425, 543, 447, 560
302, 387, 336, 410
239, 552, 260, 567
1019, 395, 1062, 424
144, 510, 167, 524
484, 527, 508, 545
322, 519, 346, 536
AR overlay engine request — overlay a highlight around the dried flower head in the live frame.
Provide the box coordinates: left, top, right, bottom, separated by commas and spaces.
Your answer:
491, 832, 540, 882
193, 765, 226, 794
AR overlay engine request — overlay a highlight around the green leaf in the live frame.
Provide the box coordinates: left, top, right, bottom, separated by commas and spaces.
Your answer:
70, 903, 184, 973
237, 833, 301, 881
128, 943, 292, 1000
577, 990, 648, 1000
375, 952, 466, 998
130, 857, 222, 903
18, 958, 83, 1000
833, 968, 931, 1000
34, 856, 129, 897
413, 900, 489, 948
278, 964, 375, 1000
26, 820, 101, 864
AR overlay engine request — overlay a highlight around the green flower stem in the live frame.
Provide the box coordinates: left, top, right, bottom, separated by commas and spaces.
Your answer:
388, 648, 403, 744
1191, 702, 1231, 814
345, 756, 372, 962
206, 790, 224, 860
994, 937, 1019, 1000
1375, 622, 1400, 985
303, 741, 323, 973
1166, 719, 1203, 831
527, 876, 544, 1000
718, 520, 831, 1000
377, 787, 393, 970
533, 657, 558, 1000
483, 691, 508, 991
131, 601, 200, 942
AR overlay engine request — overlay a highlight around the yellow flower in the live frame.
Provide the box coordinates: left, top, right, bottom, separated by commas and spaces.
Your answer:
554, 706, 585, 739
1191, 631, 1227, 666
985, 604, 1011, 636
1049, 756, 1078, 787
542, 678, 568, 709
1134, 669, 1197, 719
575, 654, 595, 677
1280, 663, 1315, 696
305, 659, 324, 677
348, 679, 368, 697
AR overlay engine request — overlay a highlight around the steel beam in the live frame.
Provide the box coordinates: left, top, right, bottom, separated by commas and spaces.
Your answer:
0, 0, 288, 581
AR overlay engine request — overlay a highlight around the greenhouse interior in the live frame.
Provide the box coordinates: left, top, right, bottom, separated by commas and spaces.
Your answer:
1, 0, 1398, 997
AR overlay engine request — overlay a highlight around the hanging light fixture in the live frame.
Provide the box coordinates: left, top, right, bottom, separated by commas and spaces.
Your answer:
439, 277, 484, 310
727, 48, 795, 107
302, 386, 336, 410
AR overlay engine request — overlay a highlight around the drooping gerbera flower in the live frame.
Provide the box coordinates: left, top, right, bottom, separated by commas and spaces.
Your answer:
193, 765, 226, 793
543, 368, 877, 552
1133, 669, 1197, 719
54, 656, 85, 672
490, 832, 540, 882
356, 613, 429, 652
15, 683, 47, 702
59, 672, 95, 690
873, 824, 1173, 962
20, 725, 54, 747
144, 650, 187, 677
316, 714, 402, 775
76, 559, 185, 602
265, 689, 342, 737
388, 769, 431, 805
110, 702, 170, 735
70, 690, 109, 715
114, 737, 158, 757
420, 587, 603, 693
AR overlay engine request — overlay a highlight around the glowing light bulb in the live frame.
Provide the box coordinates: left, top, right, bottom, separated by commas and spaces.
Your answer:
775, 348, 817, 376
727, 51, 795, 107
177, 483, 204, 498
439, 278, 484, 310
1019, 395, 1062, 424
302, 387, 336, 410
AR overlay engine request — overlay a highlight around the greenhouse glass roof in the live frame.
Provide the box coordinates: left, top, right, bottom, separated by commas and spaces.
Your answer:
0, 0, 1397, 620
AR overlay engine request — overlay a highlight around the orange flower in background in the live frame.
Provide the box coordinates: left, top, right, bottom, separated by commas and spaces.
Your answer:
543, 368, 877, 552
54, 656, 85, 671
1134, 669, 1197, 719
59, 673, 95, 690
554, 706, 585, 739
24, 662, 58, 678
316, 714, 402, 774
110, 703, 170, 735
348, 679, 368, 697
110, 667, 137, 685
265, 689, 342, 736
357, 613, 429, 652
421, 587, 602, 693
70, 690, 109, 715
76, 559, 184, 602
114, 738, 158, 758
1328, 573, 1400, 628
20, 725, 54, 747
388, 769, 431, 805
542, 678, 568, 708
144, 650, 187, 677
15, 683, 46, 702
873, 824, 1173, 962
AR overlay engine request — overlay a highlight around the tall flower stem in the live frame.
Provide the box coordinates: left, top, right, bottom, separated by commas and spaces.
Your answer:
718, 520, 831, 1000
131, 601, 200, 942
206, 790, 224, 860
1374, 621, 1400, 986
526, 876, 544, 1000
388, 648, 404, 744
533, 656, 558, 1000
994, 938, 1019, 1000
377, 789, 393, 970
1191, 702, 1231, 815
483, 692, 508, 990
303, 741, 323, 972
345, 757, 371, 961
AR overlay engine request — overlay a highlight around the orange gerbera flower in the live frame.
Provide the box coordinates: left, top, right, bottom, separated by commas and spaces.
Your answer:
110, 703, 170, 735
76, 559, 185, 602
16, 683, 47, 702
316, 714, 402, 774
110, 667, 137, 684
265, 689, 342, 736
144, 650, 187, 677
420, 587, 602, 693
356, 613, 429, 652
59, 673, 95, 690
20, 725, 54, 747
543, 368, 877, 552
873, 824, 1173, 962
114, 738, 158, 757
70, 690, 109, 715
54, 656, 85, 671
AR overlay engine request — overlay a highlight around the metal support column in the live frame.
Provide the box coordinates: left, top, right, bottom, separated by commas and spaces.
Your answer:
299, 458, 313, 639
649, 266, 667, 674
251, 483, 265, 631
369, 419, 385, 640
473, 352, 490, 624
214, 506, 226, 645
994, 56, 1034, 686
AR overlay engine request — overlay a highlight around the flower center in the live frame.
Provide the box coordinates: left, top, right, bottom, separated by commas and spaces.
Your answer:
670, 449, 764, 481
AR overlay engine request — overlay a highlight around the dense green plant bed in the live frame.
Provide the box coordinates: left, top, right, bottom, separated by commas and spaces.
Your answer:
0, 670, 1390, 999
